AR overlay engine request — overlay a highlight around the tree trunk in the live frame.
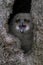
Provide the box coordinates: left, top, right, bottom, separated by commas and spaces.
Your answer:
0, 0, 43, 65
31, 0, 43, 65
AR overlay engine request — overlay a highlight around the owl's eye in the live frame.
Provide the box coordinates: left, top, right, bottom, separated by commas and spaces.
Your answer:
16, 19, 20, 23
24, 19, 30, 23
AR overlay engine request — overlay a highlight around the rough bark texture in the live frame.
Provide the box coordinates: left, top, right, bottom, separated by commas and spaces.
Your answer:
0, 0, 43, 65
31, 0, 43, 65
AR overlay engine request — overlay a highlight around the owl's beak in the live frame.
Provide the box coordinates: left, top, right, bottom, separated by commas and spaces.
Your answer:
19, 24, 26, 29
19, 24, 26, 33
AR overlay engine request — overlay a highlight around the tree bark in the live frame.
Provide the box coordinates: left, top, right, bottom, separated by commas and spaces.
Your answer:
31, 0, 43, 65
0, 0, 43, 65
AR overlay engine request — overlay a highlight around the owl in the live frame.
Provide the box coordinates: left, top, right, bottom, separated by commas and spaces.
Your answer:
9, 13, 33, 53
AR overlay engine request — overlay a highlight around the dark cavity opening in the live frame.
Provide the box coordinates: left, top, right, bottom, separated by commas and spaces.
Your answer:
8, 0, 32, 25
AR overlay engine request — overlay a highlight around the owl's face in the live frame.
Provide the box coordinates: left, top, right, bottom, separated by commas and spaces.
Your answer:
11, 13, 33, 33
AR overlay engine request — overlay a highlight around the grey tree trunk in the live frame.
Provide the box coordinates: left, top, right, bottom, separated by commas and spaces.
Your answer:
31, 0, 43, 65
0, 0, 43, 65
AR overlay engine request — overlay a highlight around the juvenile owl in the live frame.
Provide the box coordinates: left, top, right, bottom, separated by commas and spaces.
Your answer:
9, 13, 33, 53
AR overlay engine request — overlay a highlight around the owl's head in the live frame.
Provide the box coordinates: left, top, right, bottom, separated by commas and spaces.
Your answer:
11, 13, 33, 33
